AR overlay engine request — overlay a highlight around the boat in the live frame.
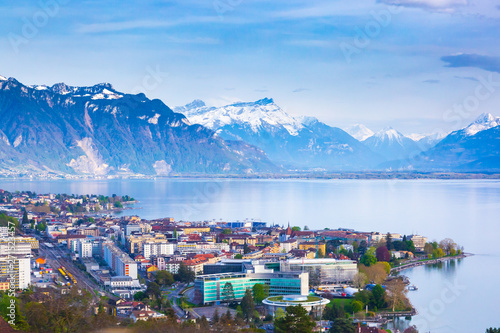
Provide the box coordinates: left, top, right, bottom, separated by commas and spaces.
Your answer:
407, 285, 418, 291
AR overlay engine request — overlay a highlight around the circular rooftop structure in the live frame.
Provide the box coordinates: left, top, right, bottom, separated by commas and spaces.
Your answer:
263, 295, 330, 314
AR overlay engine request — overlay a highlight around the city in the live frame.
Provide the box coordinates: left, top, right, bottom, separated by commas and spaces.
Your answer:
0, 189, 465, 332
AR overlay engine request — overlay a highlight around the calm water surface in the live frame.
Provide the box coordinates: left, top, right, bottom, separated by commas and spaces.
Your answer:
0, 178, 499, 331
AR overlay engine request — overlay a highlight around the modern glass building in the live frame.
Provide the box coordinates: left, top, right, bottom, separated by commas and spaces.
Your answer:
195, 270, 309, 304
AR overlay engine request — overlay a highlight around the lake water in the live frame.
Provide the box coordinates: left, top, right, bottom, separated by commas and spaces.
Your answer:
1, 178, 499, 331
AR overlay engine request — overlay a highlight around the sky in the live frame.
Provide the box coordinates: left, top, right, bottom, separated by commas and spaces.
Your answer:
1, 0, 500, 135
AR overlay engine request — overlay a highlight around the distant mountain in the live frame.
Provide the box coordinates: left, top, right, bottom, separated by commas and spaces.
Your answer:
345, 124, 374, 141
363, 127, 422, 162
177, 99, 383, 170
0, 76, 277, 176
408, 113, 500, 171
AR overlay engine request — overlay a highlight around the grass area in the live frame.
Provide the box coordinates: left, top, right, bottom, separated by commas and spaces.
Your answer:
326, 298, 353, 313
267, 295, 321, 303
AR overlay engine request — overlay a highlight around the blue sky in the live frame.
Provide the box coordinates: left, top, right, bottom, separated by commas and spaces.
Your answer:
1, 0, 500, 134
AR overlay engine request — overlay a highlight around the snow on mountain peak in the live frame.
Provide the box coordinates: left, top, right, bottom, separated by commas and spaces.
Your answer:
345, 124, 374, 141
0, 75, 7, 81
177, 98, 303, 136
463, 113, 500, 136
372, 127, 407, 144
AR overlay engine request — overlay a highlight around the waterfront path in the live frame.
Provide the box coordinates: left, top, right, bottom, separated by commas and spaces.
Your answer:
390, 254, 470, 273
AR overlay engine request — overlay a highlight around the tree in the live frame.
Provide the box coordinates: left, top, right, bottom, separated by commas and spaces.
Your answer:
234, 254, 243, 259
317, 248, 324, 258
352, 272, 368, 288
358, 240, 368, 254
376, 246, 391, 262
432, 248, 445, 259
221, 228, 232, 235
386, 278, 408, 312
22, 210, 29, 224
291, 226, 301, 231
369, 284, 386, 310
439, 238, 457, 255
304, 225, 310, 230
424, 243, 434, 255
252, 283, 269, 304
351, 300, 363, 313
146, 282, 161, 299
359, 263, 387, 284
385, 232, 393, 250
378, 261, 391, 275
243, 243, 251, 254
222, 282, 235, 304
330, 318, 356, 333
360, 253, 377, 267
240, 289, 255, 322
134, 291, 147, 301
274, 308, 285, 320
275, 305, 315, 333
322, 303, 345, 321
155, 270, 175, 286
175, 262, 195, 283
212, 308, 220, 323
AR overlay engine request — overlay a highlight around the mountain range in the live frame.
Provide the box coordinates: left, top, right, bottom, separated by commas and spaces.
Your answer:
176, 99, 382, 170
0, 76, 277, 177
1, 74, 499, 176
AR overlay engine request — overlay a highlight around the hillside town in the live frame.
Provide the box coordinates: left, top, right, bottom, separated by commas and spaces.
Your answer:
0, 190, 464, 333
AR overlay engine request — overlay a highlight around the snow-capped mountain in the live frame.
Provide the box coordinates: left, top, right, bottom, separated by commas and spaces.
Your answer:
176, 98, 304, 136
406, 132, 448, 151
345, 124, 374, 141
177, 99, 383, 170
392, 113, 500, 171
460, 113, 500, 136
363, 127, 422, 161
0, 76, 277, 176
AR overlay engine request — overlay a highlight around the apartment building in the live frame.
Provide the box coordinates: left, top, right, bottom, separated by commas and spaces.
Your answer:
103, 242, 138, 279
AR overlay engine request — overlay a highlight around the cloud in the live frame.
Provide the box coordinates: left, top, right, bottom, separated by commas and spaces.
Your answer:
378, 0, 467, 10
454, 76, 479, 82
441, 54, 500, 73
292, 88, 310, 93
422, 79, 440, 84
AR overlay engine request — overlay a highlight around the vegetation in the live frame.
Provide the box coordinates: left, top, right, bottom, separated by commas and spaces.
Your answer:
330, 318, 356, 333
252, 283, 269, 304
274, 305, 315, 333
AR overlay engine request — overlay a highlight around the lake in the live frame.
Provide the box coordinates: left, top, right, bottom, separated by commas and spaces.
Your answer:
1, 178, 499, 331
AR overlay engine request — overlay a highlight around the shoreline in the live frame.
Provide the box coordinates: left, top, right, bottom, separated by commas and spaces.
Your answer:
390, 253, 471, 274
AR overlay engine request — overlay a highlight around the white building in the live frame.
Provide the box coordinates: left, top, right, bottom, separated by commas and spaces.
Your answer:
0, 255, 31, 289
280, 239, 298, 253
103, 242, 138, 279
78, 239, 94, 258
143, 241, 174, 259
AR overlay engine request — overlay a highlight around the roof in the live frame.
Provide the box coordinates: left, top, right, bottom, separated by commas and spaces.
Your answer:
0, 317, 18, 333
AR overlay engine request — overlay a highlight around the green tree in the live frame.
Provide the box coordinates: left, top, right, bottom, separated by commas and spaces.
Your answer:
155, 270, 175, 286
134, 291, 147, 301
385, 232, 393, 250
22, 210, 29, 225
330, 318, 356, 333
291, 226, 301, 232
175, 262, 195, 283
322, 303, 345, 321
370, 284, 386, 310
274, 307, 285, 320
221, 228, 232, 235
146, 282, 161, 299
317, 248, 325, 258
240, 289, 255, 323
360, 253, 377, 267
234, 254, 243, 259
222, 282, 235, 304
351, 300, 364, 313
252, 283, 269, 304
275, 305, 315, 333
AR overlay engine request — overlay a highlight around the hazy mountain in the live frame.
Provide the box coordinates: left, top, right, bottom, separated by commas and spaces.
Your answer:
177, 99, 383, 170
409, 113, 500, 171
345, 124, 374, 141
0, 76, 278, 177
363, 127, 422, 162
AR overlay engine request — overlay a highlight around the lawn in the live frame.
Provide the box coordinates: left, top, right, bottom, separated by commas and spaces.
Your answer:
267, 295, 322, 303
326, 298, 353, 313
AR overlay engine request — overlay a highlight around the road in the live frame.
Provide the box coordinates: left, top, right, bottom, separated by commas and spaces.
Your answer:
166, 283, 188, 319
